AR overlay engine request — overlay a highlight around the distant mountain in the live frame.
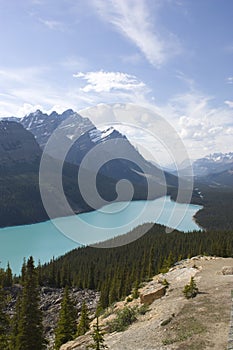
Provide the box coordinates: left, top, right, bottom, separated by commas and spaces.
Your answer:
21, 109, 93, 149
193, 152, 233, 177
0, 116, 19, 122
197, 167, 233, 188
20, 109, 178, 198
0, 121, 41, 167
0, 114, 179, 227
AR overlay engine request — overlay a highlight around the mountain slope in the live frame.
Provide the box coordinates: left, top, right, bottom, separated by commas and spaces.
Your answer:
0, 118, 177, 227
193, 152, 233, 177
198, 167, 233, 188
0, 121, 41, 167
20, 109, 179, 200
0, 121, 47, 226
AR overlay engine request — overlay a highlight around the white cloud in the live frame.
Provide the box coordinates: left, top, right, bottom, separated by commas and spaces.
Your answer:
73, 70, 146, 93
39, 18, 64, 30
225, 100, 233, 108
17, 103, 44, 117
0, 63, 232, 159
226, 77, 233, 84
92, 0, 181, 67
151, 91, 233, 158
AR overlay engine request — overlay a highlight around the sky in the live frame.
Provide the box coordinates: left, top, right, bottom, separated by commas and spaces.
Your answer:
0, 0, 233, 162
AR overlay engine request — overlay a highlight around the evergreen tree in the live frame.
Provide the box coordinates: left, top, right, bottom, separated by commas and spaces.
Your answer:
183, 277, 199, 299
0, 286, 10, 350
15, 256, 46, 350
89, 316, 107, 350
132, 280, 139, 299
54, 286, 77, 350
4, 263, 13, 287
10, 293, 22, 350
77, 300, 90, 336
20, 258, 26, 285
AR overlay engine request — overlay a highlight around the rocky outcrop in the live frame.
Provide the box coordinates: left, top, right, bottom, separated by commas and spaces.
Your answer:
60, 333, 93, 350
140, 284, 166, 304
5, 286, 99, 349
222, 266, 233, 275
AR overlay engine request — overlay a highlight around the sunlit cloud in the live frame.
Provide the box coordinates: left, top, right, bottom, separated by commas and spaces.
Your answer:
92, 0, 181, 67
73, 70, 146, 93
225, 100, 233, 108
226, 77, 233, 84
39, 18, 65, 31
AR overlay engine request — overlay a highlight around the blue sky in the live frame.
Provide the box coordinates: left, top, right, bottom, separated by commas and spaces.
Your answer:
0, 0, 233, 161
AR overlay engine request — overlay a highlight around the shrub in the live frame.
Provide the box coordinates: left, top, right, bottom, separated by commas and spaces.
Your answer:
107, 306, 137, 332
126, 296, 133, 303
161, 278, 170, 288
137, 304, 149, 315
183, 277, 198, 299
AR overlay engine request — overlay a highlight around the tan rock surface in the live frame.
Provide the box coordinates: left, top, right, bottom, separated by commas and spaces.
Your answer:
60, 256, 233, 350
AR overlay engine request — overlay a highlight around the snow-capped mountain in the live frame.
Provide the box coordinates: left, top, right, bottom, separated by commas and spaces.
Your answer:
193, 152, 233, 177
21, 109, 94, 149
0, 109, 180, 226
19, 109, 178, 197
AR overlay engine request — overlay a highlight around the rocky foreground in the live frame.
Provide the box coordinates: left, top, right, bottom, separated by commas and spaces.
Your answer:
60, 256, 233, 350
6, 287, 99, 349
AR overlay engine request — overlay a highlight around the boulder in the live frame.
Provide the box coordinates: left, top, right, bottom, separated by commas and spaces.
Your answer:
222, 266, 233, 275
140, 285, 166, 305
60, 334, 92, 350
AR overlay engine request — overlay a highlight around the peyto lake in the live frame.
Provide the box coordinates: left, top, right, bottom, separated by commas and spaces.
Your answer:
0, 196, 202, 274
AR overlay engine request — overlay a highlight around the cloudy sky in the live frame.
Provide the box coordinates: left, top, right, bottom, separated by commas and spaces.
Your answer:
0, 0, 233, 161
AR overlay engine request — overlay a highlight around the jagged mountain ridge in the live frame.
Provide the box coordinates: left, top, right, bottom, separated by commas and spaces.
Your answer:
20, 109, 178, 191
0, 114, 179, 227
193, 152, 233, 177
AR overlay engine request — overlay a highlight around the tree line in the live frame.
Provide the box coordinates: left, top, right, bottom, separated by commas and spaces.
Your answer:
0, 223, 233, 349
39, 223, 233, 308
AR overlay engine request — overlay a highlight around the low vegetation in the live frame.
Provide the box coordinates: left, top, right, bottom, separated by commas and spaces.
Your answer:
183, 277, 199, 299
107, 304, 149, 333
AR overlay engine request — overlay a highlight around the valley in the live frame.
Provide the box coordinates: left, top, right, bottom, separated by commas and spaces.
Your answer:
0, 109, 232, 350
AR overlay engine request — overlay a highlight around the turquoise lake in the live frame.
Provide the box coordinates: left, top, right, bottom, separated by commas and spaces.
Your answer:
0, 196, 202, 274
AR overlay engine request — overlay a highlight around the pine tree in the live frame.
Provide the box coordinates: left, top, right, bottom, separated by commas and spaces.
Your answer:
0, 286, 10, 350
183, 277, 199, 299
15, 256, 46, 350
89, 316, 107, 350
20, 258, 26, 285
4, 263, 13, 287
132, 280, 139, 299
10, 293, 22, 350
54, 286, 77, 350
77, 300, 90, 336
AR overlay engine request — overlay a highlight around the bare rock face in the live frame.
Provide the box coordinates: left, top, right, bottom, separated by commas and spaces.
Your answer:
140, 284, 166, 304
222, 266, 233, 275
60, 334, 92, 350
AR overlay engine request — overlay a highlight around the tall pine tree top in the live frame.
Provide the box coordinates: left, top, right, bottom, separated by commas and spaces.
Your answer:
54, 286, 77, 350
14, 256, 46, 350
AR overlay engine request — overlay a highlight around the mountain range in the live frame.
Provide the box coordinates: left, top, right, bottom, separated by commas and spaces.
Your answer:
193, 152, 233, 188
0, 109, 179, 227
193, 152, 233, 176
